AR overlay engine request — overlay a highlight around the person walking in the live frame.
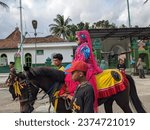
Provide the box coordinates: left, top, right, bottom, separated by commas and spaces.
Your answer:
65, 61, 95, 113
5, 62, 17, 100
137, 58, 145, 78
117, 57, 126, 73
52, 53, 65, 71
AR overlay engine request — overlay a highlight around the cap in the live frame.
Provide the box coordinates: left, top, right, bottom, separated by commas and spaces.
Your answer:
65, 61, 88, 73
118, 57, 124, 61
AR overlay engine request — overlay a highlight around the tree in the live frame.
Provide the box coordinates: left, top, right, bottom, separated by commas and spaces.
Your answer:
49, 14, 72, 40
76, 22, 90, 30
66, 22, 90, 41
93, 20, 116, 29
0, 1, 9, 9
120, 24, 127, 28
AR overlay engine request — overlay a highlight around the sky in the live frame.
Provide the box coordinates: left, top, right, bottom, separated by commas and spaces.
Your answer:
0, 0, 150, 39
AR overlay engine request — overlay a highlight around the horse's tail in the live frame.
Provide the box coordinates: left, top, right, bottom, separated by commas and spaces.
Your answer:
126, 74, 146, 113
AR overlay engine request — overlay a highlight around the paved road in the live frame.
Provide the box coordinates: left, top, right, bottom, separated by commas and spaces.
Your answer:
0, 75, 150, 113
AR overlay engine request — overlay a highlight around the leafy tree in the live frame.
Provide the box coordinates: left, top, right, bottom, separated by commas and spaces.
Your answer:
93, 20, 116, 29
76, 22, 90, 30
120, 24, 127, 28
49, 14, 72, 40
67, 22, 90, 41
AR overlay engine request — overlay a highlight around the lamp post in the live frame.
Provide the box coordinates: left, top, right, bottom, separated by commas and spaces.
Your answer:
126, 0, 132, 70
19, 0, 24, 71
127, 0, 131, 27
32, 20, 38, 66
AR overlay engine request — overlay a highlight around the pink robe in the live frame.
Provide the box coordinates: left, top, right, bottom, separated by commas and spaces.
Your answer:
64, 42, 103, 112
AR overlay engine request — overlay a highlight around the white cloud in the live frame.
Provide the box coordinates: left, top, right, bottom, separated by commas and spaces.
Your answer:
0, 0, 150, 39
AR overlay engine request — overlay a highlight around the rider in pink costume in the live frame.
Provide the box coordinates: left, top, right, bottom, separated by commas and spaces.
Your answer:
63, 30, 103, 112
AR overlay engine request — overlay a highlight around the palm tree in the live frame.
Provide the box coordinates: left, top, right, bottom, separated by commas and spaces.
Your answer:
49, 14, 72, 40
0, 1, 9, 9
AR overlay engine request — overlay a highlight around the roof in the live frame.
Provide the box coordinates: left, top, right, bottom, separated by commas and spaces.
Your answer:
88, 27, 150, 40
24, 35, 66, 44
0, 27, 20, 49
0, 28, 66, 49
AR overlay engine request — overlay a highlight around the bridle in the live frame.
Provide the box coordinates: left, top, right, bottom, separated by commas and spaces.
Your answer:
11, 71, 39, 112
20, 71, 63, 113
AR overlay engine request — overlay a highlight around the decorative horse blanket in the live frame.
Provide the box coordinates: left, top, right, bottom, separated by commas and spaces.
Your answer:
96, 69, 127, 98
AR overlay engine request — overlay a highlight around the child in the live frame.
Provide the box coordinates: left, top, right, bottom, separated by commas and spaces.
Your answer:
65, 61, 95, 113
52, 53, 64, 71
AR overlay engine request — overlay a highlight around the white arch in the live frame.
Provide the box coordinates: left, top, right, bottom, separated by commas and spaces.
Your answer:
111, 45, 126, 54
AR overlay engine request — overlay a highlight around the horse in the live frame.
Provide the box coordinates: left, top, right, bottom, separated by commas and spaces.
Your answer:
10, 66, 146, 113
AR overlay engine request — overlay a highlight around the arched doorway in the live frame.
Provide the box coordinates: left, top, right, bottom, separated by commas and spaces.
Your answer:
0, 54, 8, 66
25, 53, 32, 67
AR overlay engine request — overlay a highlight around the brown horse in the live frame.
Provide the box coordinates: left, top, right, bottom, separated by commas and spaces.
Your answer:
10, 66, 146, 113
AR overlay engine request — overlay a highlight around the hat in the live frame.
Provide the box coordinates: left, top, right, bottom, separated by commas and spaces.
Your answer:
65, 61, 88, 73
119, 57, 124, 61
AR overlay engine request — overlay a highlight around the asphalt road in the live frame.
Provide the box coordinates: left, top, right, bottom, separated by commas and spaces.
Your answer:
0, 75, 150, 113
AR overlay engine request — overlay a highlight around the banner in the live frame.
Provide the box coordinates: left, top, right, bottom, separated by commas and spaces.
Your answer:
0, 113, 149, 130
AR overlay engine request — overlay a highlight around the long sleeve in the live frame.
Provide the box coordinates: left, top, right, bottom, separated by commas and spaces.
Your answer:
83, 86, 94, 113
73, 43, 90, 62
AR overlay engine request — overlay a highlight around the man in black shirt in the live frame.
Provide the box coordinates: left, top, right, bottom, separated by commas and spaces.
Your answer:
65, 61, 95, 113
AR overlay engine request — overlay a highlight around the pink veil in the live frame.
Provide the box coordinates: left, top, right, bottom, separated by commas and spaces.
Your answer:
76, 30, 103, 73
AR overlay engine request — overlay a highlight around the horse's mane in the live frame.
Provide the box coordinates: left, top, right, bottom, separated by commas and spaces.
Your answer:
25, 67, 65, 83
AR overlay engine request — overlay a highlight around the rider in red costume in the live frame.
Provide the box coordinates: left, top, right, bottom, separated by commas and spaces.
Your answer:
60, 30, 103, 112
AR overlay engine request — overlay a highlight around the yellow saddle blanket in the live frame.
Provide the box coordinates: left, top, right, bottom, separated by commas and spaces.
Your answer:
95, 69, 126, 98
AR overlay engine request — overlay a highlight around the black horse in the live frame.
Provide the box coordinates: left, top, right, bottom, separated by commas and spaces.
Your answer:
10, 66, 146, 113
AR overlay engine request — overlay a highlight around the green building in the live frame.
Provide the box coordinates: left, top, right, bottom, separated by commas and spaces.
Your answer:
89, 27, 150, 73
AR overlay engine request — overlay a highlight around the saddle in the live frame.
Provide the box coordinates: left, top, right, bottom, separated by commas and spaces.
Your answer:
95, 69, 127, 98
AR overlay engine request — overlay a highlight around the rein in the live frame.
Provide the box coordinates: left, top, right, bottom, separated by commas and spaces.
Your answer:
42, 82, 62, 113
41, 82, 58, 99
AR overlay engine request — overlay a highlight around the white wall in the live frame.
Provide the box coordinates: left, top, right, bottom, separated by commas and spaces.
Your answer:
23, 46, 74, 64
0, 42, 77, 66
23, 42, 77, 64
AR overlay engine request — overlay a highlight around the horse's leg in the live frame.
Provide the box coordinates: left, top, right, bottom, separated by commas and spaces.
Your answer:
104, 99, 114, 113
114, 86, 132, 113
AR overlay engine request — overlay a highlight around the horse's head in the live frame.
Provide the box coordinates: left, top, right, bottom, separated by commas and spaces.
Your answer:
16, 72, 39, 113
9, 69, 39, 113
10, 66, 66, 113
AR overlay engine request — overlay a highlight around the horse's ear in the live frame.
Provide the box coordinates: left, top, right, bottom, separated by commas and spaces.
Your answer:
23, 65, 30, 71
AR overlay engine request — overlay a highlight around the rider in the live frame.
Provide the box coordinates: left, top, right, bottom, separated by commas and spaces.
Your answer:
64, 30, 103, 112
5, 62, 17, 100
52, 53, 65, 71
65, 61, 95, 113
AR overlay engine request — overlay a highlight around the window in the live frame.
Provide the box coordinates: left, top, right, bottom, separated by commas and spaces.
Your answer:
0, 54, 8, 66
36, 50, 44, 55
25, 53, 32, 67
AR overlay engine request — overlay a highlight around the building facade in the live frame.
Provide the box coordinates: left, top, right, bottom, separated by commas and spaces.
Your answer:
0, 27, 77, 73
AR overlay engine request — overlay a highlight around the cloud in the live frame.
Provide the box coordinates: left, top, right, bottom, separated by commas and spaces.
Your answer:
0, 0, 150, 39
